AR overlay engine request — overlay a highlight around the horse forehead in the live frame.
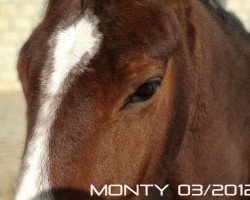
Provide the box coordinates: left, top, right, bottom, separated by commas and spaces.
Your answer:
14, 10, 103, 200
47, 10, 103, 94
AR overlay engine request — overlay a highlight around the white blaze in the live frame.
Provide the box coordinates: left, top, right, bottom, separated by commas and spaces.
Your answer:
15, 12, 102, 200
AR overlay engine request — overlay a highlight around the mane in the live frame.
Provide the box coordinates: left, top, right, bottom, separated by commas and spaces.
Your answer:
201, 0, 250, 41
46, 0, 105, 15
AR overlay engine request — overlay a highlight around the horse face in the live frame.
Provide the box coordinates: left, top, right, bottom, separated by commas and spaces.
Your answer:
16, 0, 180, 199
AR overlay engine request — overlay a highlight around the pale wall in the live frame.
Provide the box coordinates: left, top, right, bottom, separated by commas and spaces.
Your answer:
226, 0, 250, 30
0, 0, 46, 92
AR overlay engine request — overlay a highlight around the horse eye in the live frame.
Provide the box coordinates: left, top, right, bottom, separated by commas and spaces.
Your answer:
125, 78, 162, 107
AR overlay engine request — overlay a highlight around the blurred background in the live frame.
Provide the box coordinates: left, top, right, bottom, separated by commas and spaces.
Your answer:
0, 0, 249, 199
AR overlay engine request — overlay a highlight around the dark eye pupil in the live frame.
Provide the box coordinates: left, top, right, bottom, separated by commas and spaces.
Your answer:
135, 81, 160, 97
125, 80, 161, 107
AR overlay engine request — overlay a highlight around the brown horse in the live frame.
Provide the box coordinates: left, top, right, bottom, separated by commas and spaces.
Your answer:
15, 0, 250, 199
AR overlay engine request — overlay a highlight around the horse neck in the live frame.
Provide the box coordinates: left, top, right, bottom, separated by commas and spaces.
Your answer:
167, 1, 250, 185
179, 0, 250, 136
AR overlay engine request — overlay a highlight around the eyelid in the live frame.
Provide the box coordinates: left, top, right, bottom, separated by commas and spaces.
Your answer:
146, 76, 162, 82
133, 76, 162, 91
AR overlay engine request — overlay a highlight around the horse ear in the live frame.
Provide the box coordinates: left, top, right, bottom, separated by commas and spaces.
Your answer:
17, 45, 29, 100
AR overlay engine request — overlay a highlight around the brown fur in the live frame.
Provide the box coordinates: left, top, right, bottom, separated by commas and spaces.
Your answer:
17, 0, 250, 199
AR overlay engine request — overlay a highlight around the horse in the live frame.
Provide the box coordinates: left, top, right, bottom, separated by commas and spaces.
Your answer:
15, 0, 250, 199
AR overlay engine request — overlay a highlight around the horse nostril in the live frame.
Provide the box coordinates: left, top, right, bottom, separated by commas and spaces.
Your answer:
46, 188, 104, 200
